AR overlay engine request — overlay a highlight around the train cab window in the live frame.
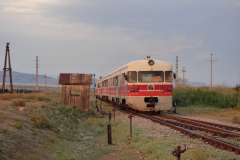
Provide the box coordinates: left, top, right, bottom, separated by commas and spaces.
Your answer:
127, 71, 137, 83
165, 71, 172, 82
138, 71, 164, 82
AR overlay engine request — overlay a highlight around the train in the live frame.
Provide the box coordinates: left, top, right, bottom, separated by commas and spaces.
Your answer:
95, 56, 175, 112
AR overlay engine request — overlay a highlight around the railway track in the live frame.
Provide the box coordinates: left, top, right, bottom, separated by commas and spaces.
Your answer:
105, 102, 240, 154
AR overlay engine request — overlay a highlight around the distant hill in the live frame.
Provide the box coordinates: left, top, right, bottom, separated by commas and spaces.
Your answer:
0, 71, 97, 86
0, 71, 58, 85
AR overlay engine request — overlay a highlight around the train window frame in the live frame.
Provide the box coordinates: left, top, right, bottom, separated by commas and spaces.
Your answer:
127, 71, 137, 83
138, 71, 164, 83
165, 71, 172, 82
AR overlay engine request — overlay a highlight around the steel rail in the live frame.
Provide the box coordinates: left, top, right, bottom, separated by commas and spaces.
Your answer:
159, 113, 240, 136
173, 115, 240, 131
151, 116, 240, 138
132, 112, 240, 154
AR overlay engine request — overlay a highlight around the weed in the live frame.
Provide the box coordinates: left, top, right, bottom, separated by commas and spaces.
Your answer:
46, 137, 57, 144
38, 97, 51, 102
31, 129, 37, 135
0, 149, 4, 155
29, 114, 53, 130
2, 129, 8, 133
11, 100, 26, 106
232, 116, 240, 124
13, 122, 23, 129
0, 94, 13, 100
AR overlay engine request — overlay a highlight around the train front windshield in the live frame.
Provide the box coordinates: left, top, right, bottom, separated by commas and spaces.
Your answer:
138, 71, 164, 82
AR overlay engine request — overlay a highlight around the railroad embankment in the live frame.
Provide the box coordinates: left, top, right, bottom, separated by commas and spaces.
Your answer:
1, 89, 240, 159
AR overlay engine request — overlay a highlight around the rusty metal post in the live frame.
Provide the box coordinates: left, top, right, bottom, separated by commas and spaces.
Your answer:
96, 104, 99, 112
109, 113, 111, 122
172, 145, 186, 160
107, 124, 112, 144
128, 114, 134, 137
113, 109, 115, 121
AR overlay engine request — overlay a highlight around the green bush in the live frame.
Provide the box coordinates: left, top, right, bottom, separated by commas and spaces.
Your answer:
13, 122, 23, 129
29, 115, 53, 129
11, 100, 26, 106
173, 87, 239, 108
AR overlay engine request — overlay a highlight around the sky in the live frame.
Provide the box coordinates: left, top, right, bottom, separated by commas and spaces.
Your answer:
0, 0, 240, 86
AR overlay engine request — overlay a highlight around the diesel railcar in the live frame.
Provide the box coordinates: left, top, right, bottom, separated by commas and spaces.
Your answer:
96, 57, 174, 111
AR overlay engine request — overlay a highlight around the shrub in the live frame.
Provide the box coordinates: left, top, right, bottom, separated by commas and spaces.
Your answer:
11, 100, 26, 106
0, 149, 4, 155
232, 116, 240, 124
13, 122, 23, 129
29, 115, 53, 129
38, 97, 51, 102
0, 94, 12, 100
2, 129, 8, 133
173, 87, 239, 108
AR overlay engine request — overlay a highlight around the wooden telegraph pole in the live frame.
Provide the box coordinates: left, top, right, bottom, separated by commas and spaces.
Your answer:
2, 42, 13, 93
206, 53, 217, 89
182, 67, 186, 87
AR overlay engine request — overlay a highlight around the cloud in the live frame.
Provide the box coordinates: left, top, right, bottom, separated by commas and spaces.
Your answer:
3, 7, 40, 14
237, 2, 240, 7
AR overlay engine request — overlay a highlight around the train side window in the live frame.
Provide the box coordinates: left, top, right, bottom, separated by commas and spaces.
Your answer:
127, 71, 137, 83
165, 71, 172, 82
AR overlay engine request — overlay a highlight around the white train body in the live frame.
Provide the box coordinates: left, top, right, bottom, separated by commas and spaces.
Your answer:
96, 58, 173, 111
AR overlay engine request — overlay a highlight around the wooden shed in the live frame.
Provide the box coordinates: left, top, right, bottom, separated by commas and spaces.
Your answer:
59, 73, 92, 111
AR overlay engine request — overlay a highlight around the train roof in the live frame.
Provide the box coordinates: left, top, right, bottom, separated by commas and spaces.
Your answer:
97, 59, 171, 82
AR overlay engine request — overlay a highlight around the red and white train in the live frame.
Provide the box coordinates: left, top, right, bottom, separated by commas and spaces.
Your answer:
96, 56, 175, 111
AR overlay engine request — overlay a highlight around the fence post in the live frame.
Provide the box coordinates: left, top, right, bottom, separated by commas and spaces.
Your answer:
128, 114, 134, 137
107, 124, 112, 144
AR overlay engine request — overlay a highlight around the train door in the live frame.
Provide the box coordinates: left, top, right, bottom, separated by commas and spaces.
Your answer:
118, 71, 122, 103
115, 76, 119, 104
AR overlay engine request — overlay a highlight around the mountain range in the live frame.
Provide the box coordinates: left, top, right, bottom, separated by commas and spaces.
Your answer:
0, 71, 97, 86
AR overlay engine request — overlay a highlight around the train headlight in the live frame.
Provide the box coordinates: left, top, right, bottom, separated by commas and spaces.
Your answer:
130, 87, 139, 92
168, 87, 172, 91
148, 60, 154, 66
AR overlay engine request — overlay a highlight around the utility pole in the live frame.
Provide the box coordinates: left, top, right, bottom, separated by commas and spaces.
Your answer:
36, 56, 38, 91
45, 74, 47, 90
175, 56, 178, 87
2, 42, 13, 93
206, 53, 217, 89
182, 67, 186, 87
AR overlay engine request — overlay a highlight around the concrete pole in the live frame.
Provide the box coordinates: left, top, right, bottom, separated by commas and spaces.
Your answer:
36, 56, 38, 91
182, 67, 186, 87
45, 74, 47, 90
206, 53, 217, 90
175, 56, 178, 87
